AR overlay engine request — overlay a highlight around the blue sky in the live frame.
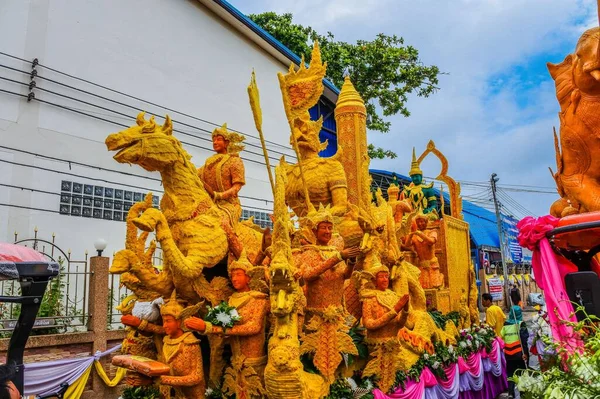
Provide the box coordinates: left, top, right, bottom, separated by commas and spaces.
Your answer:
234, 0, 597, 218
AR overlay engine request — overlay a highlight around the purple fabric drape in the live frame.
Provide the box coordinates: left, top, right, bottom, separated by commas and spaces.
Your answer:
23, 344, 122, 396
423, 364, 460, 399
374, 338, 507, 399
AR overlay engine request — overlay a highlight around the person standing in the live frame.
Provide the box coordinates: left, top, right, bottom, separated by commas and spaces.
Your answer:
501, 305, 529, 398
481, 293, 506, 336
510, 284, 523, 309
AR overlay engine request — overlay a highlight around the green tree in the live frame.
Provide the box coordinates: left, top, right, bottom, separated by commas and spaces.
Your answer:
249, 12, 441, 159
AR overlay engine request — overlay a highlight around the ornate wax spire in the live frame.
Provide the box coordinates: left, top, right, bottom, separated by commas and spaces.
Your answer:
336, 76, 366, 113
335, 75, 370, 210
409, 148, 423, 176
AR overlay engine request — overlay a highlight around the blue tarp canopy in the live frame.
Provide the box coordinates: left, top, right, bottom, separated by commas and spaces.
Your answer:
369, 169, 500, 249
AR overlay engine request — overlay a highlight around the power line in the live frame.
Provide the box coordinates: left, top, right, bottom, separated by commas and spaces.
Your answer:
497, 189, 536, 217
0, 183, 273, 214
0, 58, 296, 161
0, 202, 59, 214
0, 51, 296, 155
424, 174, 557, 194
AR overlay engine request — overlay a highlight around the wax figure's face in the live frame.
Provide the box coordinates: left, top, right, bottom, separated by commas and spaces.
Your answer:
315, 222, 333, 244
411, 174, 423, 186
162, 315, 181, 337
416, 218, 428, 231
375, 272, 390, 291
213, 135, 229, 154
231, 269, 250, 291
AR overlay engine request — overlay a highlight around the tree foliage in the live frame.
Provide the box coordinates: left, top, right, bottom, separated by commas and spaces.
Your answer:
249, 12, 441, 159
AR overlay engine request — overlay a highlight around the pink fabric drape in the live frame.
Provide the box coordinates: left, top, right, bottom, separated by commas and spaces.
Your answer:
373, 379, 425, 399
374, 338, 506, 399
517, 216, 580, 352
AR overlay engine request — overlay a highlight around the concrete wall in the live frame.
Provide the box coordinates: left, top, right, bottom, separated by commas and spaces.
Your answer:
0, 0, 296, 257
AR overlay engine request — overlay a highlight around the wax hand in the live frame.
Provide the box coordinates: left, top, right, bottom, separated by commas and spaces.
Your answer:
185, 317, 206, 332
203, 182, 214, 197
121, 315, 142, 328
341, 246, 361, 260
393, 294, 410, 313
159, 375, 170, 385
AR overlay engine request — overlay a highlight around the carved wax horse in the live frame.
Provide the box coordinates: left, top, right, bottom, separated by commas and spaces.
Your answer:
106, 113, 232, 304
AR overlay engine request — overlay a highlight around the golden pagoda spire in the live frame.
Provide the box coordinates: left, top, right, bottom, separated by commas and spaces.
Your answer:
409, 147, 423, 176
335, 75, 370, 210
336, 76, 366, 111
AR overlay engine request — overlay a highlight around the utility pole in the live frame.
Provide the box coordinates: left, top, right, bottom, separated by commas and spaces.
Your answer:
490, 173, 511, 308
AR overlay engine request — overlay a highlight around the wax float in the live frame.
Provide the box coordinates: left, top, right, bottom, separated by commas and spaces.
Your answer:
106, 42, 505, 398
504, 21, 600, 397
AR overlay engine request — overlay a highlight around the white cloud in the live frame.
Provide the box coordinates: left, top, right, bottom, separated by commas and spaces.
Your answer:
236, 0, 597, 216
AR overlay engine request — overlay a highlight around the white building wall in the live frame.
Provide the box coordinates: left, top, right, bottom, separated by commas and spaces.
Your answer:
0, 0, 297, 258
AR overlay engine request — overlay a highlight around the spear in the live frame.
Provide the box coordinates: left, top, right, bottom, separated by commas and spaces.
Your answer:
247, 70, 275, 197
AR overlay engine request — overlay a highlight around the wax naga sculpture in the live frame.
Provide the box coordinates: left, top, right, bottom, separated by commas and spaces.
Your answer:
264, 165, 329, 399
548, 27, 600, 217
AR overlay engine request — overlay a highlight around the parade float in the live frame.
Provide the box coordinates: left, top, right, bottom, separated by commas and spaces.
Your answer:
105, 43, 507, 398
511, 25, 600, 398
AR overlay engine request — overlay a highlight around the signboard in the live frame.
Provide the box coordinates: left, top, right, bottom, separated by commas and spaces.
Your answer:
501, 214, 522, 264
2, 318, 55, 330
487, 277, 504, 301
522, 248, 533, 264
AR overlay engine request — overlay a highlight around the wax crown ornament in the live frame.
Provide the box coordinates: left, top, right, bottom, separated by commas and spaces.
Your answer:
362, 258, 389, 280
306, 203, 334, 229
409, 147, 423, 176
387, 182, 400, 201
415, 211, 429, 222
278, 42, 327, 121
212, 123, 246, 154
228, 249, 254, 276
160, 290, 185, 319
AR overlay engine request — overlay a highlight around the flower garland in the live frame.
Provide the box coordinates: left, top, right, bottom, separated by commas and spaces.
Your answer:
322, 324, 499, 398
456, 324, 496, 357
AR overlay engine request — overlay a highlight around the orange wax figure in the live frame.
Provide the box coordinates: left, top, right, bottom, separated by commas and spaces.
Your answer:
292, 205, 361, 382
198, 123, 246, 224
360, 265, 412, 393
186, 255, 269, 399
294, 206, 361, 315
405, 213, 444, 289
159, 293, 205, 399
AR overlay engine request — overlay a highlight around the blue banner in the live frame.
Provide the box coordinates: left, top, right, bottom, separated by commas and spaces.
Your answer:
501, 214, 522, 264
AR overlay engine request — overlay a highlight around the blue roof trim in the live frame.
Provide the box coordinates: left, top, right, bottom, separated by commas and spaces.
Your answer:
212, 0, 340, 95
369, 169, 500, 248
